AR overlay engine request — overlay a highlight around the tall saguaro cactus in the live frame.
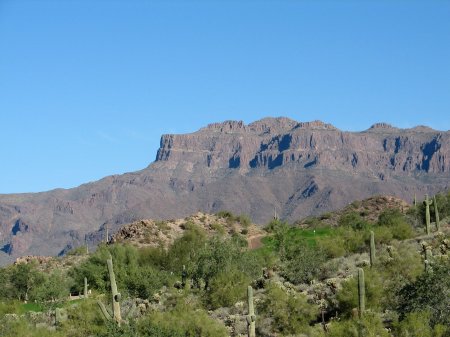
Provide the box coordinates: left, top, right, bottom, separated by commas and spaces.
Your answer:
358, 268, 365, 318
423, 194, 433, 235
369, 231, 375, 267
84, 277, 88, 299
97, 257, 136, 326
247, 286, 256, 337
433, 196, 440, 231
98, 258, 122, 325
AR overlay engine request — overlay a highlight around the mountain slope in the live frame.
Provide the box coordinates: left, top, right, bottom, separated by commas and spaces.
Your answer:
1, 117, 450, 262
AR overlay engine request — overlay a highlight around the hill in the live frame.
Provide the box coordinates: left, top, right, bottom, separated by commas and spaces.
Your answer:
1, 117, 450, 261
0, 193, 449, 336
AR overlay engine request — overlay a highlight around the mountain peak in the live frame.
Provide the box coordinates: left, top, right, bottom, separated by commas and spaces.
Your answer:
367, 122, 398, 132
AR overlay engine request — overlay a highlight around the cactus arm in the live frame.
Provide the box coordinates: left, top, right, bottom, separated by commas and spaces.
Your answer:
97, 300, 113, 321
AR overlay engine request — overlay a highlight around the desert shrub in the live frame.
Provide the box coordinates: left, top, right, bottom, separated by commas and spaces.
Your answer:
210, 222, 226, 235
393, 311, 448, 337
165, 224, 207, 276
2, 262, 47, 302
138, 303, 228, 337
236, 214, 251, 228
316, 235, 346, 258
192, 235, 263, 289
320, 212, 333, 220
66, 245, 88, 256
376, 242, 423, 310
372, 226, 393, 244
0, 301, 20, 315
259, 283, 318, 335
336, 226, 368, 254
397, 259, 450, 328
31, 270, 70, 303
70, 244, 172, 299
281, 239, 327, 284
59, 299, 106, 337
206, 267, 251, 309
327, 312, 389, 337
377, 209, 414, 240
336, 268, 383, 317
0, 317, 66, 337
338, 211, 371, 231
264, 219, 287, 233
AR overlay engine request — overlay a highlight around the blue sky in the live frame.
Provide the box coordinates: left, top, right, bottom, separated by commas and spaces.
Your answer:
0, 0, 449, 193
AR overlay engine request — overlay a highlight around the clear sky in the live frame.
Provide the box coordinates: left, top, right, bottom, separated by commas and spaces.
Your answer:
0, 0, 449, 193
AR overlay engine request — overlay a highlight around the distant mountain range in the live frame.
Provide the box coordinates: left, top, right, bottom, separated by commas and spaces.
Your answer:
1, 117, 449, 264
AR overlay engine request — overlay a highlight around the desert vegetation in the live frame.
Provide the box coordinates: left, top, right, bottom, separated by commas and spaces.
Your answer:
0, 194, 449, 336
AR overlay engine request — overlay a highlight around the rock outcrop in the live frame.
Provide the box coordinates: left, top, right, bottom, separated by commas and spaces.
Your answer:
1, 117, 450, 263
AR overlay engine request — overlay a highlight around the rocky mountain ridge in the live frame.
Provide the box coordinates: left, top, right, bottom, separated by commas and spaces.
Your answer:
1, 117, 450, 263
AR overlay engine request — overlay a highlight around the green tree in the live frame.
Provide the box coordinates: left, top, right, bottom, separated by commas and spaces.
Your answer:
259, 283, 318, 335
397, 260, 450, 328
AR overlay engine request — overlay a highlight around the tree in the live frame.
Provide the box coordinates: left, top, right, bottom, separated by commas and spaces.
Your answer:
397, 260, 450, 328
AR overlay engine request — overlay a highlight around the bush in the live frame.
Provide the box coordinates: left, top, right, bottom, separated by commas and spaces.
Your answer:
281, 239, 327, 284
338, 212, 371, 231
259, 283, 318, 335
397, 260, 450, 328
336, 268, 383, 317
327, 312, 389, 337
316, 235, 346, 258
377, 209, 414, 240
394, 311, 448, 337
138, 303, 228, 337
207, 267, 251, 309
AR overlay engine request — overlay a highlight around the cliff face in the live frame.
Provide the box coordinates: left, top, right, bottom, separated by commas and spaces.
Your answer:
156, 118, 450, 174
1, 117, 449, 263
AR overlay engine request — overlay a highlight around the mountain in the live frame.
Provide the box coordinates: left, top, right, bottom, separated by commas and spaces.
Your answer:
1, 117, 450, 263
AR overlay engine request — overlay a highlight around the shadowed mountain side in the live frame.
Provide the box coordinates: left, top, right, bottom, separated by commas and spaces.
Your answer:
1, 117, 450, 262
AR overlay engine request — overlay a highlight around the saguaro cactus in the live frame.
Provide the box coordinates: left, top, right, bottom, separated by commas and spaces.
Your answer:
97, 257, 135, 326
433, 196, 440, 232
246, 286, 256, 337
98, 258, 122, 325
84, 277, 88, 299
358, 268, 365, 318
423, 194, 433, 235
414, 193, 417, 208
369, 231, 375, 267
105, 225, 109, 244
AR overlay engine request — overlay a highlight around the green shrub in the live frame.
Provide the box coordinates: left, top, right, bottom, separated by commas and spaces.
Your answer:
236, 214, 251, 228
397, 260, 450, 328
377, 209, 414, 240
394, 311, 448, 337
207, 267, 251, 309
327, 312, 389, 337
281, 239, 327, 284
339, 211, 370, 231
210, 222, 226, 235
138, 303, 228, 337
259, 283, 318, 335
316, 235, 346, 258
336, 268, 383, 317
